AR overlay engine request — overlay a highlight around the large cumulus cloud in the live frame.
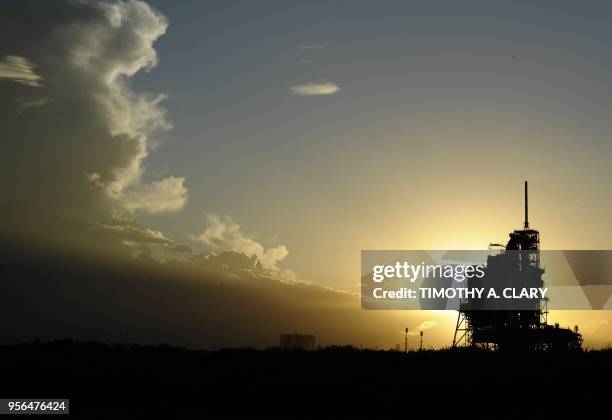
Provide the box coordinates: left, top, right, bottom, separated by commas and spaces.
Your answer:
190, 214, 295, 281
0, 0, 186, 251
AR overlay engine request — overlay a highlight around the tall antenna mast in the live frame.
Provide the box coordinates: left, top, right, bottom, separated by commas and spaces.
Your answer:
524, 180, 529, 229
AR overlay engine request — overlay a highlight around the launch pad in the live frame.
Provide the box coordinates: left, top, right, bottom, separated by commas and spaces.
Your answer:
452, 182, 583, 351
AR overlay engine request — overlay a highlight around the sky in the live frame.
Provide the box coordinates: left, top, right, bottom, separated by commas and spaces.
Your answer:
1, 0, 612, 349
132, 0, 612, 289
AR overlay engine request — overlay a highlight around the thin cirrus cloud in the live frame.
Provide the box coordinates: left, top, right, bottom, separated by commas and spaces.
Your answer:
0, 55, 43, 87
289, 82, 340, 96
297, 44, 324, 50
407, 320, 438, 336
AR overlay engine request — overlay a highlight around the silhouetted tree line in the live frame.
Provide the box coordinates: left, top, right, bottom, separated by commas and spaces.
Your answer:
0, 340, 609, 418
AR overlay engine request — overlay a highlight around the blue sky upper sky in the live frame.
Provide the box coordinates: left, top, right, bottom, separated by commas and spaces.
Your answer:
129, 0, 612, 289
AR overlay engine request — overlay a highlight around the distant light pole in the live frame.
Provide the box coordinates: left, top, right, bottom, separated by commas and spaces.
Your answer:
419, 331, 423, 351
405, 328, 408, 353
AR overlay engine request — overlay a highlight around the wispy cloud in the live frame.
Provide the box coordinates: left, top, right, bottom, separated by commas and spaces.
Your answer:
289, 82, 340, 96
408, 320, 438, 335
0, 55, 43, 87
297, 44, 324, 50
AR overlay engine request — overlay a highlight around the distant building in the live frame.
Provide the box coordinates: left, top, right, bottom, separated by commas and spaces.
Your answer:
280, 333, 316, 350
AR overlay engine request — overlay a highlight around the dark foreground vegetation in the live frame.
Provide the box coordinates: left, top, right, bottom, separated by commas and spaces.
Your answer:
0, 340, 610, 418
